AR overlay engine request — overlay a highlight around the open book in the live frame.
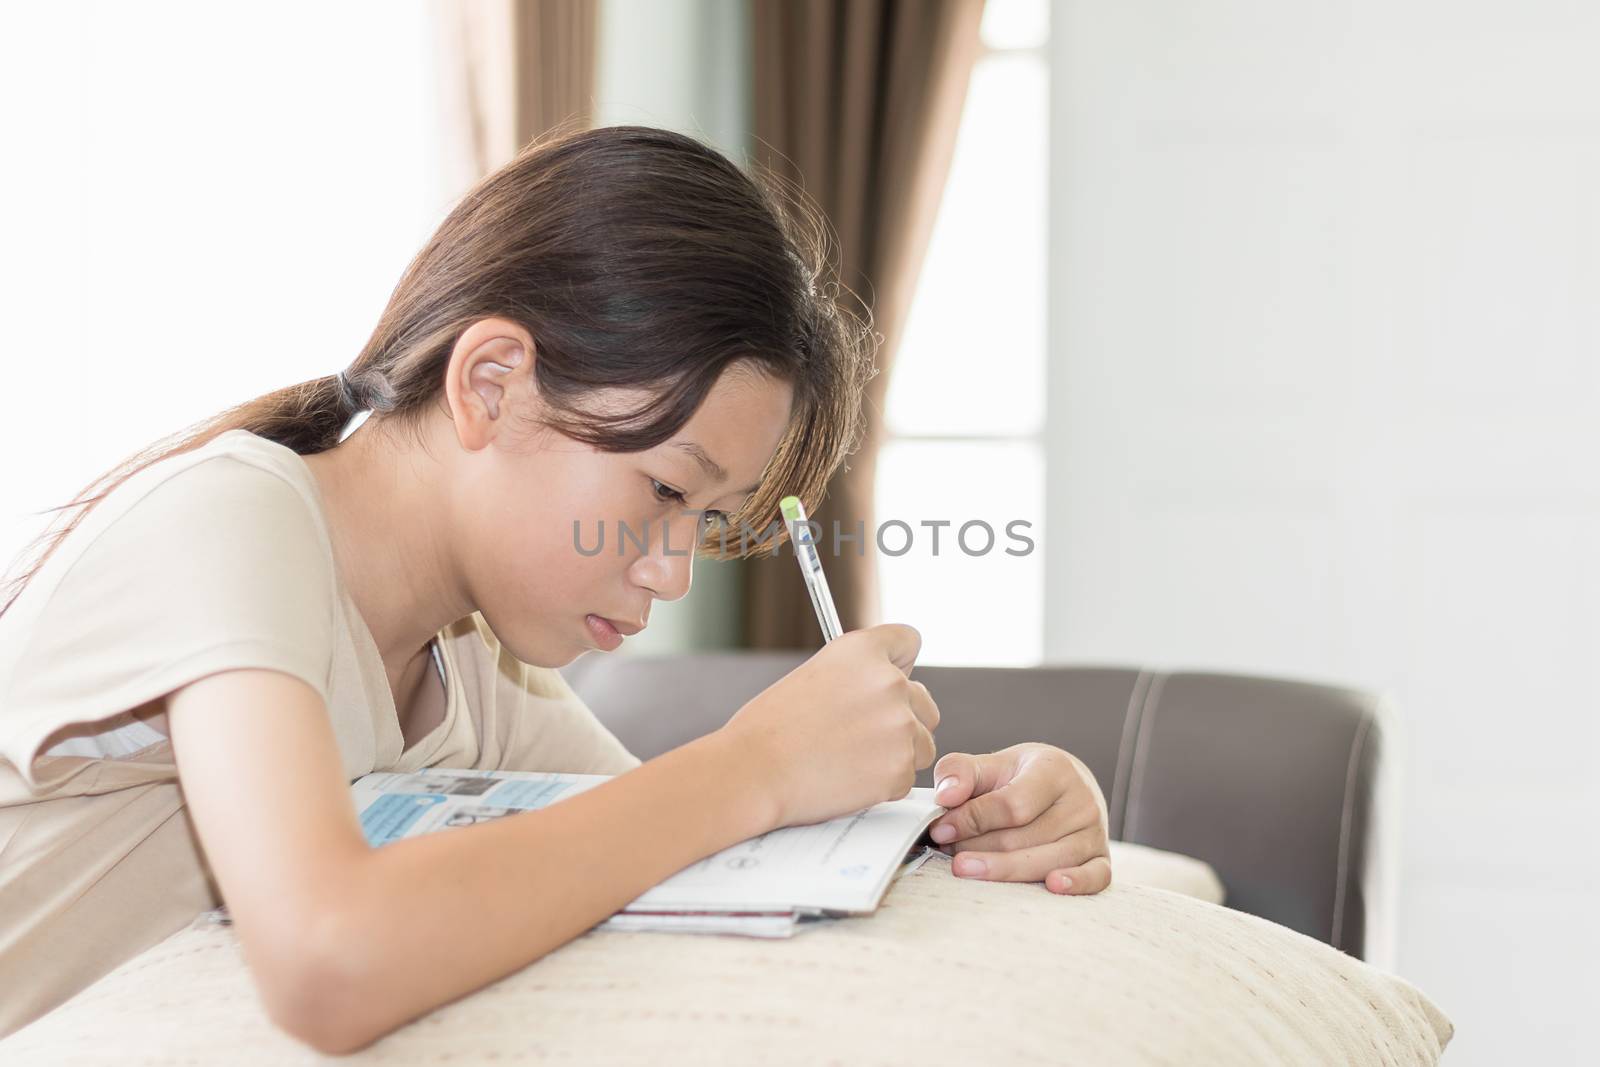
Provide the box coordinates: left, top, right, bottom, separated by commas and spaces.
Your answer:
350, 767, 946, 939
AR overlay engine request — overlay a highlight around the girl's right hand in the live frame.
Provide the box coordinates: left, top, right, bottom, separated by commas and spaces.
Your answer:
718, 624, 940, 829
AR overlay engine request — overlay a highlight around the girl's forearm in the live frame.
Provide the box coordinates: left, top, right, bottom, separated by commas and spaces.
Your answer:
288, 727, 779, 1052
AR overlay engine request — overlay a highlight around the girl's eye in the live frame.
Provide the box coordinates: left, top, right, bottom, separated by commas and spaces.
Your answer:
650, 478, 687, 505
651, 479, 728, 527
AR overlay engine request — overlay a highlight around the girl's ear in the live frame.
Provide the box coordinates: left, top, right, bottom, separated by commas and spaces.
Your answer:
445, 317, 537, 451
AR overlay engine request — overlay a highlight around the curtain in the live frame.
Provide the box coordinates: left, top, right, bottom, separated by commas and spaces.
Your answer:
742, 0, 986, 649
435, 0, 598, 182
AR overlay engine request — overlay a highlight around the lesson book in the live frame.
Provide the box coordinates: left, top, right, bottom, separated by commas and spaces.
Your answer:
349, 767, 945, 938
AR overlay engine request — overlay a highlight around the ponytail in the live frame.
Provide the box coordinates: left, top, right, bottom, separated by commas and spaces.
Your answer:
0, 371, 364, 616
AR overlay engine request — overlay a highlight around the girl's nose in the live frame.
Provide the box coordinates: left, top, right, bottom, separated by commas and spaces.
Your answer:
628, 518, 696, 602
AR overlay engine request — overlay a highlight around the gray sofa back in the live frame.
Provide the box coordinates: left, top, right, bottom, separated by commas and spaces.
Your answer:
563, 653, 1390, 961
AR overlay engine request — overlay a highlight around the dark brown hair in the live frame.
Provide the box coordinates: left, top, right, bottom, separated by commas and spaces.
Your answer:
1, 125, 874, 617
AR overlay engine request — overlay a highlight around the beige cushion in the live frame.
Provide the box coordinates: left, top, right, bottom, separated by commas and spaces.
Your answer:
1108, 840, 1226, 904
2, 852, 1450, 1065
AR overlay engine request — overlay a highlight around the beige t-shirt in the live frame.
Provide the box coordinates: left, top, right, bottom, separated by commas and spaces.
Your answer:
0, 428, 641, 1036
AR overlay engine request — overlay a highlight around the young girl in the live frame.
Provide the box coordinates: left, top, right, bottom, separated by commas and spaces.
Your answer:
0, 126, 1110, 1051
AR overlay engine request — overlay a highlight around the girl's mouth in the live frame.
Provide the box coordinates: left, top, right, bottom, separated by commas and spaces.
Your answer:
584, 613, 624, 651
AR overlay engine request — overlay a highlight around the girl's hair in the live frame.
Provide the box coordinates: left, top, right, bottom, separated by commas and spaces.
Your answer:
1, 124, 874, 618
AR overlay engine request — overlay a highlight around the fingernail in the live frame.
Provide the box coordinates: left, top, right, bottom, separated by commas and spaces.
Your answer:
934, 776, 957, 800
930, 823, 956, 843
1055, 872, 1073, 890
954, 856, 987, 877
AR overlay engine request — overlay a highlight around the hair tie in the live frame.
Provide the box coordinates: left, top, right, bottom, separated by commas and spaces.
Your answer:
334, 370, 372, 443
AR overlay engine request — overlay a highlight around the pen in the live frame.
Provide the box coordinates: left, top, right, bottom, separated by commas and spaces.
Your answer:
780, 495, 844, 642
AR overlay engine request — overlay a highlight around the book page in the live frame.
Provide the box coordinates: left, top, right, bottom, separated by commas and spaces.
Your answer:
624, 790, 942, 914
349, 769, 942, 914
351, 769, 603, 845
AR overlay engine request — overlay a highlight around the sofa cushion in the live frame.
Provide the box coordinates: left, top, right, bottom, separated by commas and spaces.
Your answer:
1109, 840, 1226, 904
2, 852, 1450, 1065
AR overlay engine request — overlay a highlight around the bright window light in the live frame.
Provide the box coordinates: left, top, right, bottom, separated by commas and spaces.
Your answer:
877, 16, 1050, 666
0, 1, 446, 569
876, 439, 1045, 666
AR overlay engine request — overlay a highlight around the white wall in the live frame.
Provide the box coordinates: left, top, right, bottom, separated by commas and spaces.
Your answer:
1045, 2, 1598, 1062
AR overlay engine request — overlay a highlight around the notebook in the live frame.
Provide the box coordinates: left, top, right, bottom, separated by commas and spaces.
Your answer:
349, 767, 945, 938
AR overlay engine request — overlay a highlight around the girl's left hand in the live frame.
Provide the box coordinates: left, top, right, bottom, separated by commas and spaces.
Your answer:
926, 742, 1112, 896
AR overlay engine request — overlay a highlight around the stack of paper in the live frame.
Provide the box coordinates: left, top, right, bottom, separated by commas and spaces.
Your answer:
349, 768, 945, 938
600, 841, 940, 938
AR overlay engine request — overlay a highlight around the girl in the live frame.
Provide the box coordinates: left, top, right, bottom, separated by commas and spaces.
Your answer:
0, 126, 1110, 1051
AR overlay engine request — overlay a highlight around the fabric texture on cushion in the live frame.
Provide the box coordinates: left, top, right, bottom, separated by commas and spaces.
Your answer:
2, 852, 1451, 1065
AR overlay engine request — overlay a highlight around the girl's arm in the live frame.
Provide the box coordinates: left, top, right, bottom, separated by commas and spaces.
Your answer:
166, 668, 781, 1054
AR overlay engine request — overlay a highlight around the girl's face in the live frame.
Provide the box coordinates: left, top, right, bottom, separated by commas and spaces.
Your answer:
442, 321, 794, 667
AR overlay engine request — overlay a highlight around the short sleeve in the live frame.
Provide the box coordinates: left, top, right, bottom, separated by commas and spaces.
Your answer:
510, 661, 643, 775
1, 454, 338, 788
449, 614, 643, 776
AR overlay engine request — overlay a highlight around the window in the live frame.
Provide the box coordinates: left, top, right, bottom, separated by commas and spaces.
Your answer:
0, 1, 446, 568
875, 0, 1049, 665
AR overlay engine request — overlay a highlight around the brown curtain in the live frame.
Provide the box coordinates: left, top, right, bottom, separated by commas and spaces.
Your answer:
435, 0, 598, 180
742, 0, 986, 649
